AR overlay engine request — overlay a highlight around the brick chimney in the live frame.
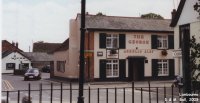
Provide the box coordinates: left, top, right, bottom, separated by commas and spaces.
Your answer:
16, 42, 18, 48
171, 9, 176, 20
12, 41, 15, 46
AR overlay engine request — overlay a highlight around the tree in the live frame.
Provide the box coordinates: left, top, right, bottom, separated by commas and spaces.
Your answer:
190, 35, 200, 81
96, 12, 105, 16
141, 13, 164, 19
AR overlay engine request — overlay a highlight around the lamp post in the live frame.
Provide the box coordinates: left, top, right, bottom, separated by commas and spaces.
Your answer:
77, 0, 86, 103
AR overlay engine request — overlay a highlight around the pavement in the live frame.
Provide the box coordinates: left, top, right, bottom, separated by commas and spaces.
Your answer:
44, 78, 175, 88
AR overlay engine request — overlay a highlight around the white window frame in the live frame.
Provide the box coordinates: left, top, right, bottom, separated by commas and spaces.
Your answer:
157, 35, 168, 49
158, 59, 169, 76
106, 60, 119, 77
106, 34, 119, 49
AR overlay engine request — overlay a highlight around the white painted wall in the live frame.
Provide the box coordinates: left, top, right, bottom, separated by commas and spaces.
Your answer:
94, 31, 174, 78
173, 0, 200, 77
2, 52, 31, 73
177, 0, 200, 25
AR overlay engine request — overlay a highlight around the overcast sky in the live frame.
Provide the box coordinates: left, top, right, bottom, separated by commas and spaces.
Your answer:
2, 0, 180, 52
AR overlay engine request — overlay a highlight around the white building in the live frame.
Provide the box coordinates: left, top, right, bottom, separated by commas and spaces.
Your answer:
2, 51, 32, 74
170, 0, 200, 77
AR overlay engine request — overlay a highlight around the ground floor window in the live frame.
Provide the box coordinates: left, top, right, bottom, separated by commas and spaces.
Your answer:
57, 61, 65, 72
106, 60, 119, 77
6, 63, 15, 70
158, 59, 169, 76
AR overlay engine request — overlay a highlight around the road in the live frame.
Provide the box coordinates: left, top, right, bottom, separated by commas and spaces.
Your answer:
2, 74, 198, 103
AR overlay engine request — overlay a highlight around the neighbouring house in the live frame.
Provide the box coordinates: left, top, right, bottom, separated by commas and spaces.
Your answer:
2, 40, 32, 74
2, 51, 32, 74
50, 39, 70, 79
33, 42, 61, 53
170, 0, 200, 77
52, 13, 175, 81
31, 41, 61, 70
21, 52, 54, 70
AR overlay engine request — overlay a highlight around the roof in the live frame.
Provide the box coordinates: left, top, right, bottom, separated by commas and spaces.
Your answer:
22, 52, 53, 62
2, 40, 23, 52
2, 50, 31, 60
52, 38, 69, 52
33, 42, 61, 53
77, 14, 173, 33
170, 0, 186, 27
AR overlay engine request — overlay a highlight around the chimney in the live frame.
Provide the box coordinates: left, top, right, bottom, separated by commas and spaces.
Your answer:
16, 42, 18, 48
12, 41, 15, 46
171, 9, 176, 20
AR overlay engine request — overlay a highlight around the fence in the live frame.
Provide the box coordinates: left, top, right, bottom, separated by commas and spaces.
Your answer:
2, 82, 200, 103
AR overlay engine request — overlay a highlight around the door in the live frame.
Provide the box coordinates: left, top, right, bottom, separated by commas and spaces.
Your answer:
128, 58, 144, 81
50, 61, 54, 78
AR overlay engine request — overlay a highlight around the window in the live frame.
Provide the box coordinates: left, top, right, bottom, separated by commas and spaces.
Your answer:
157, 60, 168, 76
57, 61, 65, 72
106, 60, 119, 77
157, 36, 168, 49
106, 34, 118, 49
6, 63, 15, 70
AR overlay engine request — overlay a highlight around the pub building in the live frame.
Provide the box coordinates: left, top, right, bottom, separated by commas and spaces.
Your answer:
52, 13, 176, 81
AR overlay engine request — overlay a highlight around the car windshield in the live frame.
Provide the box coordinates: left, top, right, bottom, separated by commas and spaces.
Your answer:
27, 69, 38, 73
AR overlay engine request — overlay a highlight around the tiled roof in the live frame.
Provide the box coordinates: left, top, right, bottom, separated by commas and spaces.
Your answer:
77, 14, 173, 32
33, 42, 61, 53
22, 52, 53, 62
2, 40, 23, 52
53, 38, 69, 52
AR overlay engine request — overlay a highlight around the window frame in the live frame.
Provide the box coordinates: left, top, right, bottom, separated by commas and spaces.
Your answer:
106, 59, 119, 78
106, 34, 119, 49
6, 63, 15, 70
157, 35, 168, 49
157, 59, 169, 76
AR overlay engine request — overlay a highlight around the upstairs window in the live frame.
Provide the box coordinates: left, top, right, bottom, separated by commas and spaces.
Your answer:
157, 36, 168, 49
106, 34, 119, 49
151, 35, 174, 49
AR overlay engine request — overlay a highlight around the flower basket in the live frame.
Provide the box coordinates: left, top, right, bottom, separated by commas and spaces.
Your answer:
161, 50, 168, 56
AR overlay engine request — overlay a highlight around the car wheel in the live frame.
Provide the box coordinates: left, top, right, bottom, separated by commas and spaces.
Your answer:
37, 77, 41, 80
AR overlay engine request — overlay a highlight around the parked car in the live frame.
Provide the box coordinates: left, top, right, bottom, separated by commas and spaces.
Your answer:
24, 68, 41, 81
41, 65, 50, 73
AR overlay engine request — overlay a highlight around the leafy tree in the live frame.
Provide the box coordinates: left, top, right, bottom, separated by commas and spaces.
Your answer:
96, 12, 105, 16
141, 13, 164, 19
190, 35, 200, 81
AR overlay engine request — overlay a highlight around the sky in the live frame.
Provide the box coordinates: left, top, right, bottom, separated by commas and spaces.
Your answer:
2, 0, 180, 52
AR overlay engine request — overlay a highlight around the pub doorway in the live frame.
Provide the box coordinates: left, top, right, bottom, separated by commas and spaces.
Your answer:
128, 57, 145, 81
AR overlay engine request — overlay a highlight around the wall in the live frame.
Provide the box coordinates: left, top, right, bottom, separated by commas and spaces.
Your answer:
177, 0, 199, 25
93, 31, 174, 78
53, 50, 71, 78
173, 21, 200, 77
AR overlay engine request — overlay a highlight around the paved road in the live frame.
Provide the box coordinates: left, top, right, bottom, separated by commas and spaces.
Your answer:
2, 74, 199, 103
